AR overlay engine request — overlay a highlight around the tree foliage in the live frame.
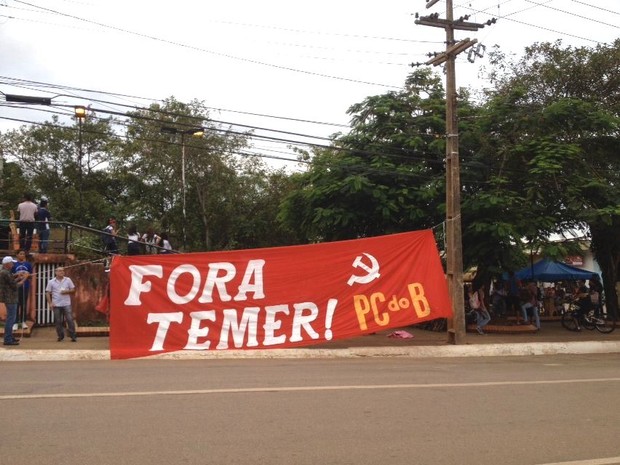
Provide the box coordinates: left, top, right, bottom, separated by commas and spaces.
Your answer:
481, 39, 620, 316
279, 40, 620, 317
279, 69, 449, 242
0, 97, 299, 253
1, 114, 122, 226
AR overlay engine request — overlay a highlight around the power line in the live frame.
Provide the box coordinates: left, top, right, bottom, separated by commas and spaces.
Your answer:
0, 110, 453, 174
570, 0, 620, 16
0, 92, 478, 165
460, 0, 614, 44
192, 17, 440, 45
4, 110, 598, 188
12, 0, 401, 90
1, 10, 427, 68
0, 115, 307, 166
0, 75, 456, 148
523, 0, 619, 29
0, 75, 351, 129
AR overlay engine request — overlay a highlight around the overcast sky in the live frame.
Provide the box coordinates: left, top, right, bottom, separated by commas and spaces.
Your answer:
1, 0, 618, 168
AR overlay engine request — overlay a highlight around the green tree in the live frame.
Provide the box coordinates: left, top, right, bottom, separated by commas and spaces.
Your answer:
122, 97, 295, 251
0, 159, 30, 218
0, 114, 122, 226
279, 69, 450, 242
278, 68, 529, 286
482, 40, 620, 317
226, 166, 303, 249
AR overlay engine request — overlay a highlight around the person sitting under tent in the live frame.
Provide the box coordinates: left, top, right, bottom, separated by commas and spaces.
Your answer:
520, 281, 541, 330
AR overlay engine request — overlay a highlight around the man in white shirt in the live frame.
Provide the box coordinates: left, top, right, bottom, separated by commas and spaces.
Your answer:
45, 267, 77, 342
17, 193, 39, 251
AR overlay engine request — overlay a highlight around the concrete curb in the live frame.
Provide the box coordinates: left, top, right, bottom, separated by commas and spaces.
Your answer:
2, 341, 620, 361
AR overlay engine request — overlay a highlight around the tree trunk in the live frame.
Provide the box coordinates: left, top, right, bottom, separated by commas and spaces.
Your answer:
590, 224, 619, 320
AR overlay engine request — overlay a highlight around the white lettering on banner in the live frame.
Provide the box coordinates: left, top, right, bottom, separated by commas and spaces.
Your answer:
216, 308, 260, 349
168, 265, 201, 304
123, 260, 266, 306
198, 262, 236, 303
289, 302, 320, 343
124, 265, 164, 305
234, 259, 265, 302
146, 312, 183, 351
198, 260, 265, 303
185, 311, 216, 350
146, 299, 338, 352
263, 304, 289, 346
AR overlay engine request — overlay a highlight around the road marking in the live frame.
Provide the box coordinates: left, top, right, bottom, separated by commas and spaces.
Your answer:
1, 377, 619, 400
537, 457, 620, 465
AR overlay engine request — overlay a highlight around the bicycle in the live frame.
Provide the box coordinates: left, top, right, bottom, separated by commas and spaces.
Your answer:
561, 302, 616, 334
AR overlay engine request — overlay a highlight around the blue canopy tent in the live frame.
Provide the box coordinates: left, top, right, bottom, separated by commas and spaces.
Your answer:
514, 259, 595, 282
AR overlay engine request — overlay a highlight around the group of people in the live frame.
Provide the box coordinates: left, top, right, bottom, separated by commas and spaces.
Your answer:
467, 277, 543, 335
0, 250, 76, 346
568, 277, 603, 331
16, 192, 176, 257
467, 272, 605, 334
103, 218, 173, 255
130, 226, 173, 255
16, 193, 53, 253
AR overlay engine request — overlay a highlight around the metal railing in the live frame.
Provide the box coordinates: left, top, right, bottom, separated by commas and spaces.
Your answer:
0, 219, 178, 256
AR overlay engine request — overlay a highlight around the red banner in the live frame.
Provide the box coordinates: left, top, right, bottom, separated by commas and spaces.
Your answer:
109, 230, 452, 359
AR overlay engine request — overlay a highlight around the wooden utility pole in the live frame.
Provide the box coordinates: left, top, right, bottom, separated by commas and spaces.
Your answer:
415, 0, 494, 344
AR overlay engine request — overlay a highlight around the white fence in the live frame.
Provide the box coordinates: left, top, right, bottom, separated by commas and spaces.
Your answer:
33, 262, 60, 325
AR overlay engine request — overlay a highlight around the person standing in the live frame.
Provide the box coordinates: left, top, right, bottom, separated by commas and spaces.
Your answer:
102, 217, 119, 255
159, 232, 172, 254
0, 256, 22, 346
17, 193, 38, 251
506, 271, 525, 324
11, 249, 32, 330
37, 198, 52, 253
468, 284, 491, 335
141, 227, 161, 254
126, 224, 141, 255
45, 267, 77, 342
491, 279, 507, 318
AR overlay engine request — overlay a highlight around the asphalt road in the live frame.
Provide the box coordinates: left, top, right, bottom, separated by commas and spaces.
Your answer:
1, 354, 619, 465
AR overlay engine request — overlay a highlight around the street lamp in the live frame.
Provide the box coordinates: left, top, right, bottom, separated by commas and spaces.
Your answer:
160, 126, 205, 250
75, 106, 87, 213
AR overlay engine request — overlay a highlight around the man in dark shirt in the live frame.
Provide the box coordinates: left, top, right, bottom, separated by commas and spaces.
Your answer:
37, 198, 52, 253
12, 249, 32, 330
506, 271, 526, 324
0, 256, 22, 345
574, 280, 591, 330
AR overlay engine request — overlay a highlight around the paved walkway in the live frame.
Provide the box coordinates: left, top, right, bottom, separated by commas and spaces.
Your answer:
1, 319, 619, 361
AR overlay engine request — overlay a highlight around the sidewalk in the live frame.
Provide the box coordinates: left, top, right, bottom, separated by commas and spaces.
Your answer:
1, 320, 619, 361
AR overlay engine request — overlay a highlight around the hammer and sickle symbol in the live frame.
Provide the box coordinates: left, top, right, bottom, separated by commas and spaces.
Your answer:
347, 253, 381, 286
